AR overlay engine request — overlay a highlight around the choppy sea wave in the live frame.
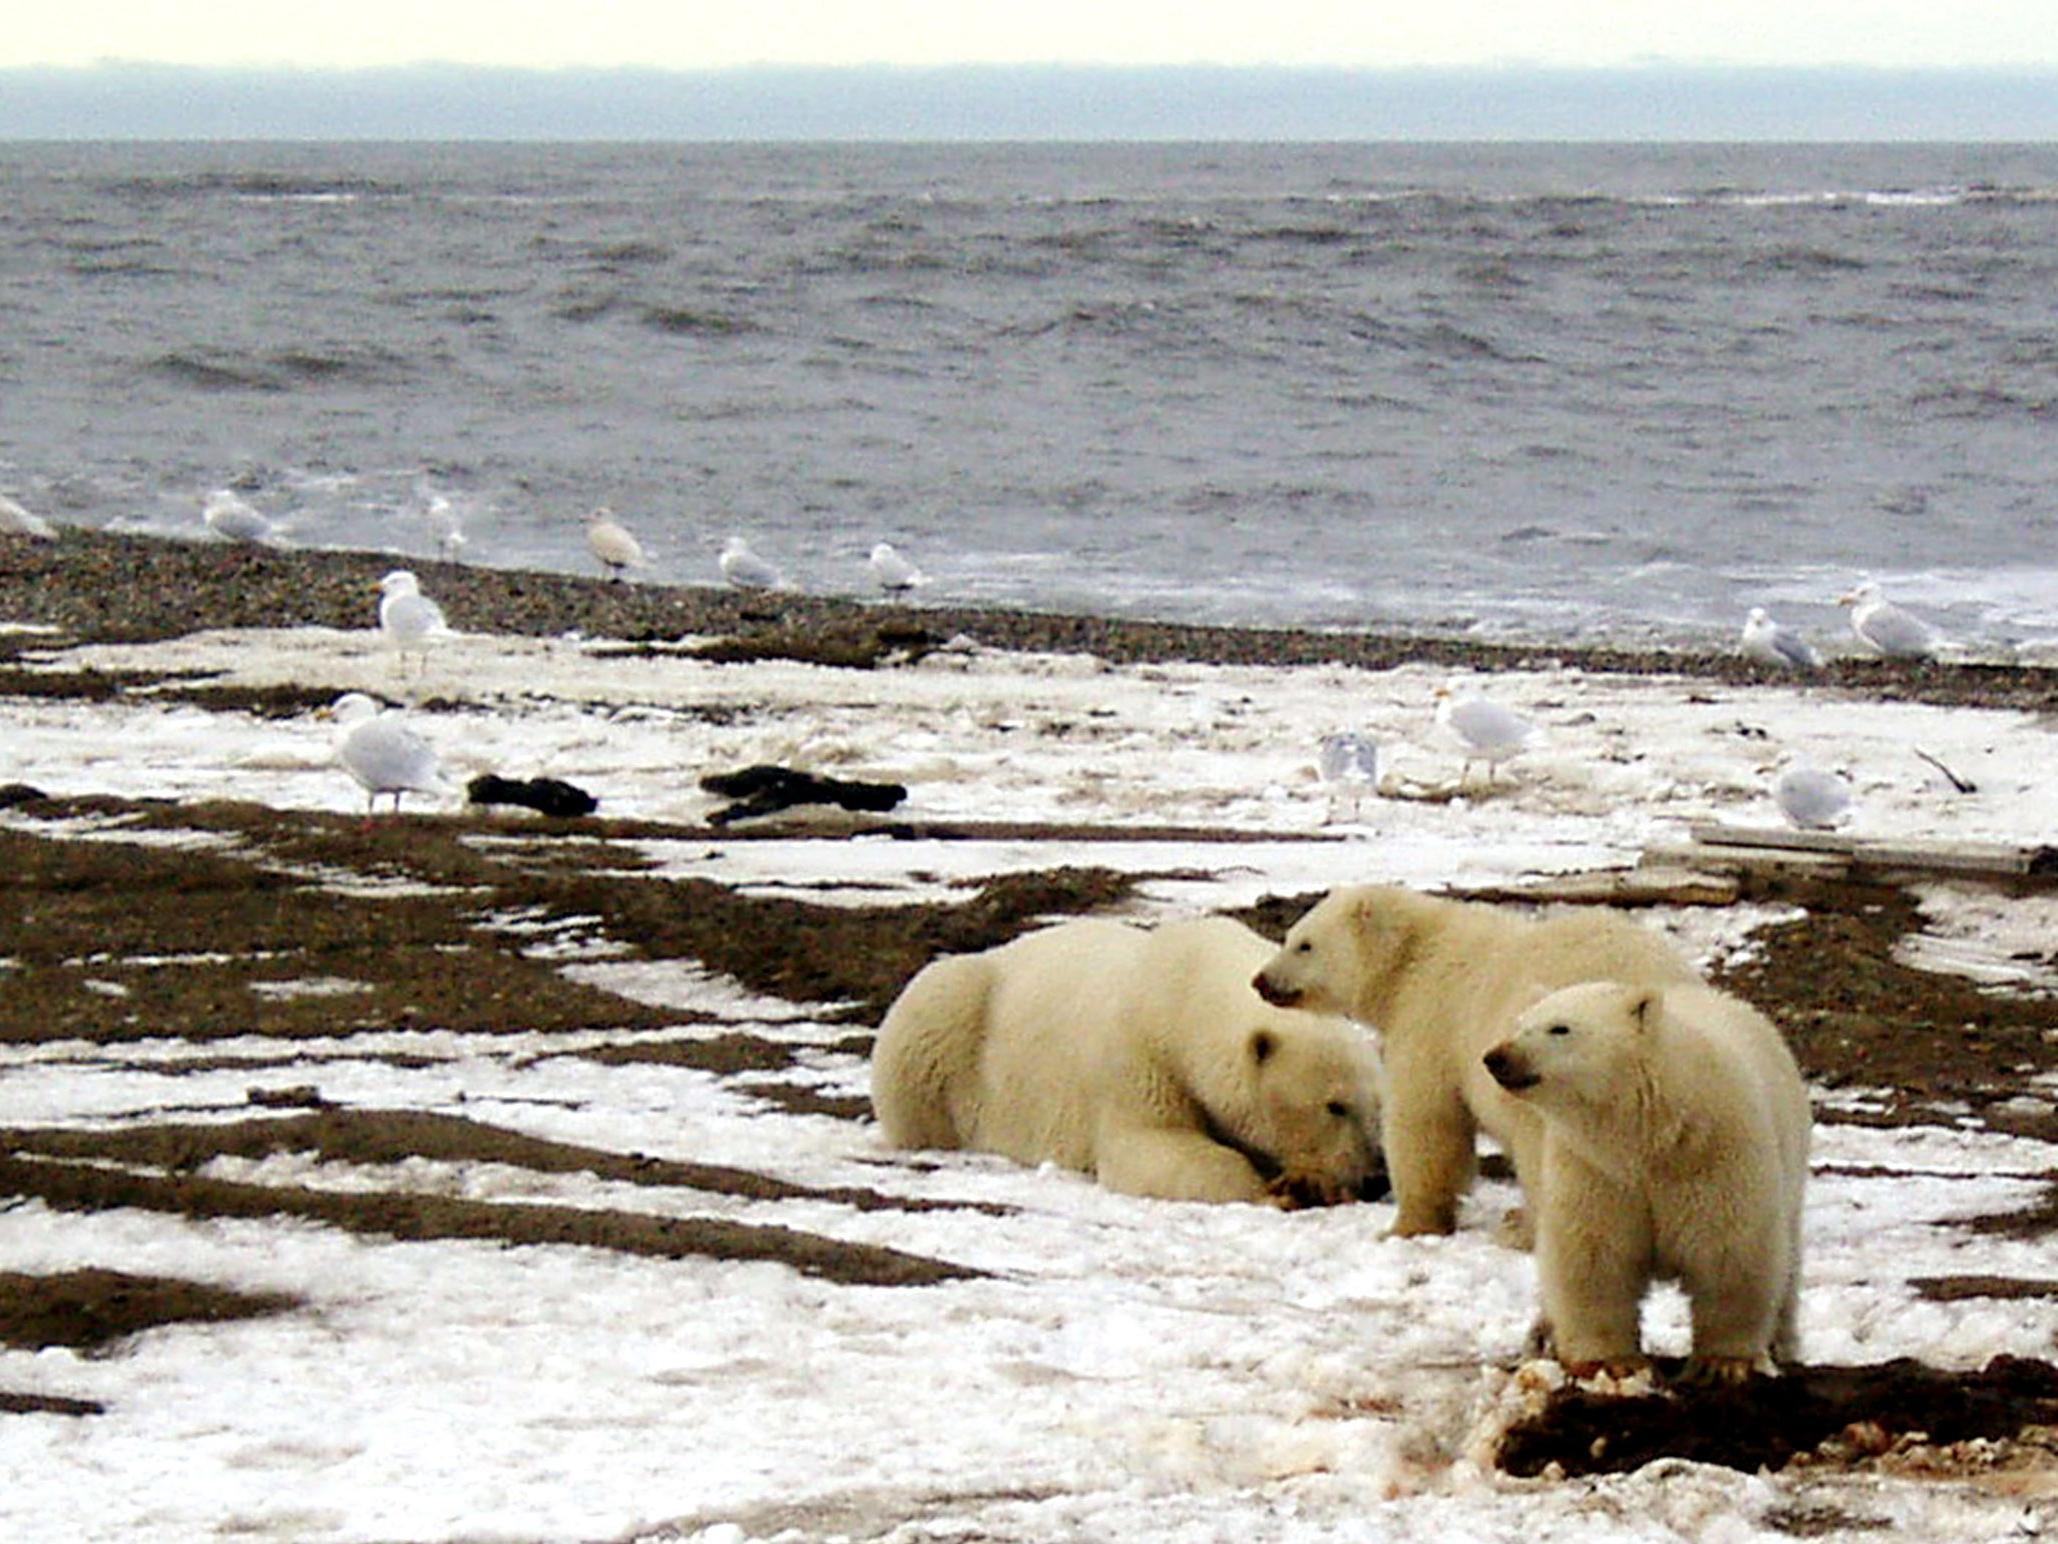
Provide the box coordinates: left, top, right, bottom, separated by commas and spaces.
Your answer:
2, 140, 2055, 654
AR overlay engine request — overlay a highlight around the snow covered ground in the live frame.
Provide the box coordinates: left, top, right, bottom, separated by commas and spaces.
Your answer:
3, 620, 2057, 1541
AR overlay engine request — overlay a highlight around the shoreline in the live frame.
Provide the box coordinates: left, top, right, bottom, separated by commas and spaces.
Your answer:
4, 528, 2054, 713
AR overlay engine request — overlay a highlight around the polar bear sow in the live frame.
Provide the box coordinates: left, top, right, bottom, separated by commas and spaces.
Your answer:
1484, 979, 1811, 1383
1252, 885, 1698, 1237
871, 915, 1385, 1206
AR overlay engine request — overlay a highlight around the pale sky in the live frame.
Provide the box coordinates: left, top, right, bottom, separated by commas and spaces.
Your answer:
7, 1, 2057, 72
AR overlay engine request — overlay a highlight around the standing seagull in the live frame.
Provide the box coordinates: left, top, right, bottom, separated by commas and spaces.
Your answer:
867, 542, 926, 595
1316, 731, 1380, 822
1774, 763, 1854, 831
376, 569, 451, 677
1839, 581, 1938, 660
322, 693, 450, 816
422, 493, 469, 563
719, 536, 783, 591
1435, 686, 1541, 788
584, 508, 647, 580
201, 488, 282, 546
1740, 607, 1822, 670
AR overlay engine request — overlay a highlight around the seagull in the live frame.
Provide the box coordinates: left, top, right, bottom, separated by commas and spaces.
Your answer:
719, 536, 782, 591
0, 494, 56, 539
1740, 607, 1821, 670
1839, 581, 1938, 660
868, 542, 926, 595
1317, 731, 1380, 821
321, 693, 449, 816
1435, 687, 1541, 788
376, 569, 451, 676
584, 508, 647, 580
1774, 764, 1854, 831
422, 494, 469, 563
201, 488, 282, 545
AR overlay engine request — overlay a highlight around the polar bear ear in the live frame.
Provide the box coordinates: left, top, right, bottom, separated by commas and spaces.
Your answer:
1249, 1029, 1278, 1065
1628, 989, 1661, 1030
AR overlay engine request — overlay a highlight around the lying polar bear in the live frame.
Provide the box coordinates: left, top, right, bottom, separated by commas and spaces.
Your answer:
872, 914, 1386, 1206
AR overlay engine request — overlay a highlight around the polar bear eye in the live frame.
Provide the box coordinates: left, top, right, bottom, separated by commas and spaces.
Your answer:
1546, 1023, 1572, 1037
1325, 1100, 1352, 1119
1294, 940, 1313, 954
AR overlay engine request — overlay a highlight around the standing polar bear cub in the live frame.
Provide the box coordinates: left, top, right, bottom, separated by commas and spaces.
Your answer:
872, 915, 1386, 1206
1253, 885, 1699, 1237
1484, 980, 1811, 1382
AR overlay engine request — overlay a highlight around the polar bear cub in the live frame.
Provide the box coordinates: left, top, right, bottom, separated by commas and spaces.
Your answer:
1484, 979, 1811, 1383
1252, 885, 1699, 1237
872, 915, 1386, 1206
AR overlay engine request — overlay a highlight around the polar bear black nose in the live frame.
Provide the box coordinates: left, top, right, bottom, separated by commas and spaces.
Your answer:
1252, 971, 1298, 1007
1483, 1045, 1539, 1092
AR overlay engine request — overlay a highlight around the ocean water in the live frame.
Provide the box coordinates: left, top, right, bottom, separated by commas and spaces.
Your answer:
2, 139, 2055, 652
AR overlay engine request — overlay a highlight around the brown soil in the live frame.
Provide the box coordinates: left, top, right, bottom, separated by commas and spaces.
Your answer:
6, 531, 2058, 1482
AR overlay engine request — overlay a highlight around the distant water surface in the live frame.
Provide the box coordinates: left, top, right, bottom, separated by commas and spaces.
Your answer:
2, 140, 2054, 653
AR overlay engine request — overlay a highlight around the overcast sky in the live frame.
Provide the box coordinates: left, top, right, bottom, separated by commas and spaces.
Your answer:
10, 1, 2058, 72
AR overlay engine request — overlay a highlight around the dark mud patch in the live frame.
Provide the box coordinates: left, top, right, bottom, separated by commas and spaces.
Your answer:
1713, 873, 2058, 1150
0, 1108, 1006, 1217
0, 1153, 975, 1289
0, 1268, 301, 1354
0, 1390, 105, 1417
1497, 1355, 2058, 1479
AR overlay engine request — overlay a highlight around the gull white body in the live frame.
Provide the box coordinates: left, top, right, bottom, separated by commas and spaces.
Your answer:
1435, 689, 1540, 787
1775, 765, 1853, 830
0, 493, 56, 539
325, 692, 448, 815
1740, 607, 1821, 670
202, 489, 280, 546
868, 542, 926, 594
423, 495, 468, 562
376, 569, 451, 675
585, 508, 647, 579
1316, 731, 1379, 821
720, 537, 782, 591
1840, 581, 1937, 660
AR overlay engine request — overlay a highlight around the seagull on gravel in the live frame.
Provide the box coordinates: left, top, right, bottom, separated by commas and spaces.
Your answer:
0, 493, 56, 539
422, 493, 469, 563
201, 488, 283, 546
322, 692, 450, 816
719, 536, 783, 591
376, 569, 452, 676
584, 508, 647, 580
1740, 607, 1822, 670
867, 541, 926, 595
1435, 687, 1541, 788
1839, 581, 1938, 660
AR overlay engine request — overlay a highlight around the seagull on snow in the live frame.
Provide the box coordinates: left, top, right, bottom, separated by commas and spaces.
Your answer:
322, 692, 450, 816
1435, 687, 1541, 788
1774, 763, 1854, 831
376, 569, 452, 676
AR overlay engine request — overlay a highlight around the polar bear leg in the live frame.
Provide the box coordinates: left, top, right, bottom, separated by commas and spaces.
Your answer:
1384, 1090, 1476, 1236
1094, 1121, 1271, 1204
1536, 1162, 1650, 1371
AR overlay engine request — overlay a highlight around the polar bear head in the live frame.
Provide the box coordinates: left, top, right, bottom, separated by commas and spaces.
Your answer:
1482, 979, 1656, 1114
1233, 1018, 1388, 1205
1251, 884, 1423, 1020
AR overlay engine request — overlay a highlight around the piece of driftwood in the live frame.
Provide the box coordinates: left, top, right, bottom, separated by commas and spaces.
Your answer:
1660, 824, 2058, 885
700, 764, 908, 826
1447, 866, 1742, 908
